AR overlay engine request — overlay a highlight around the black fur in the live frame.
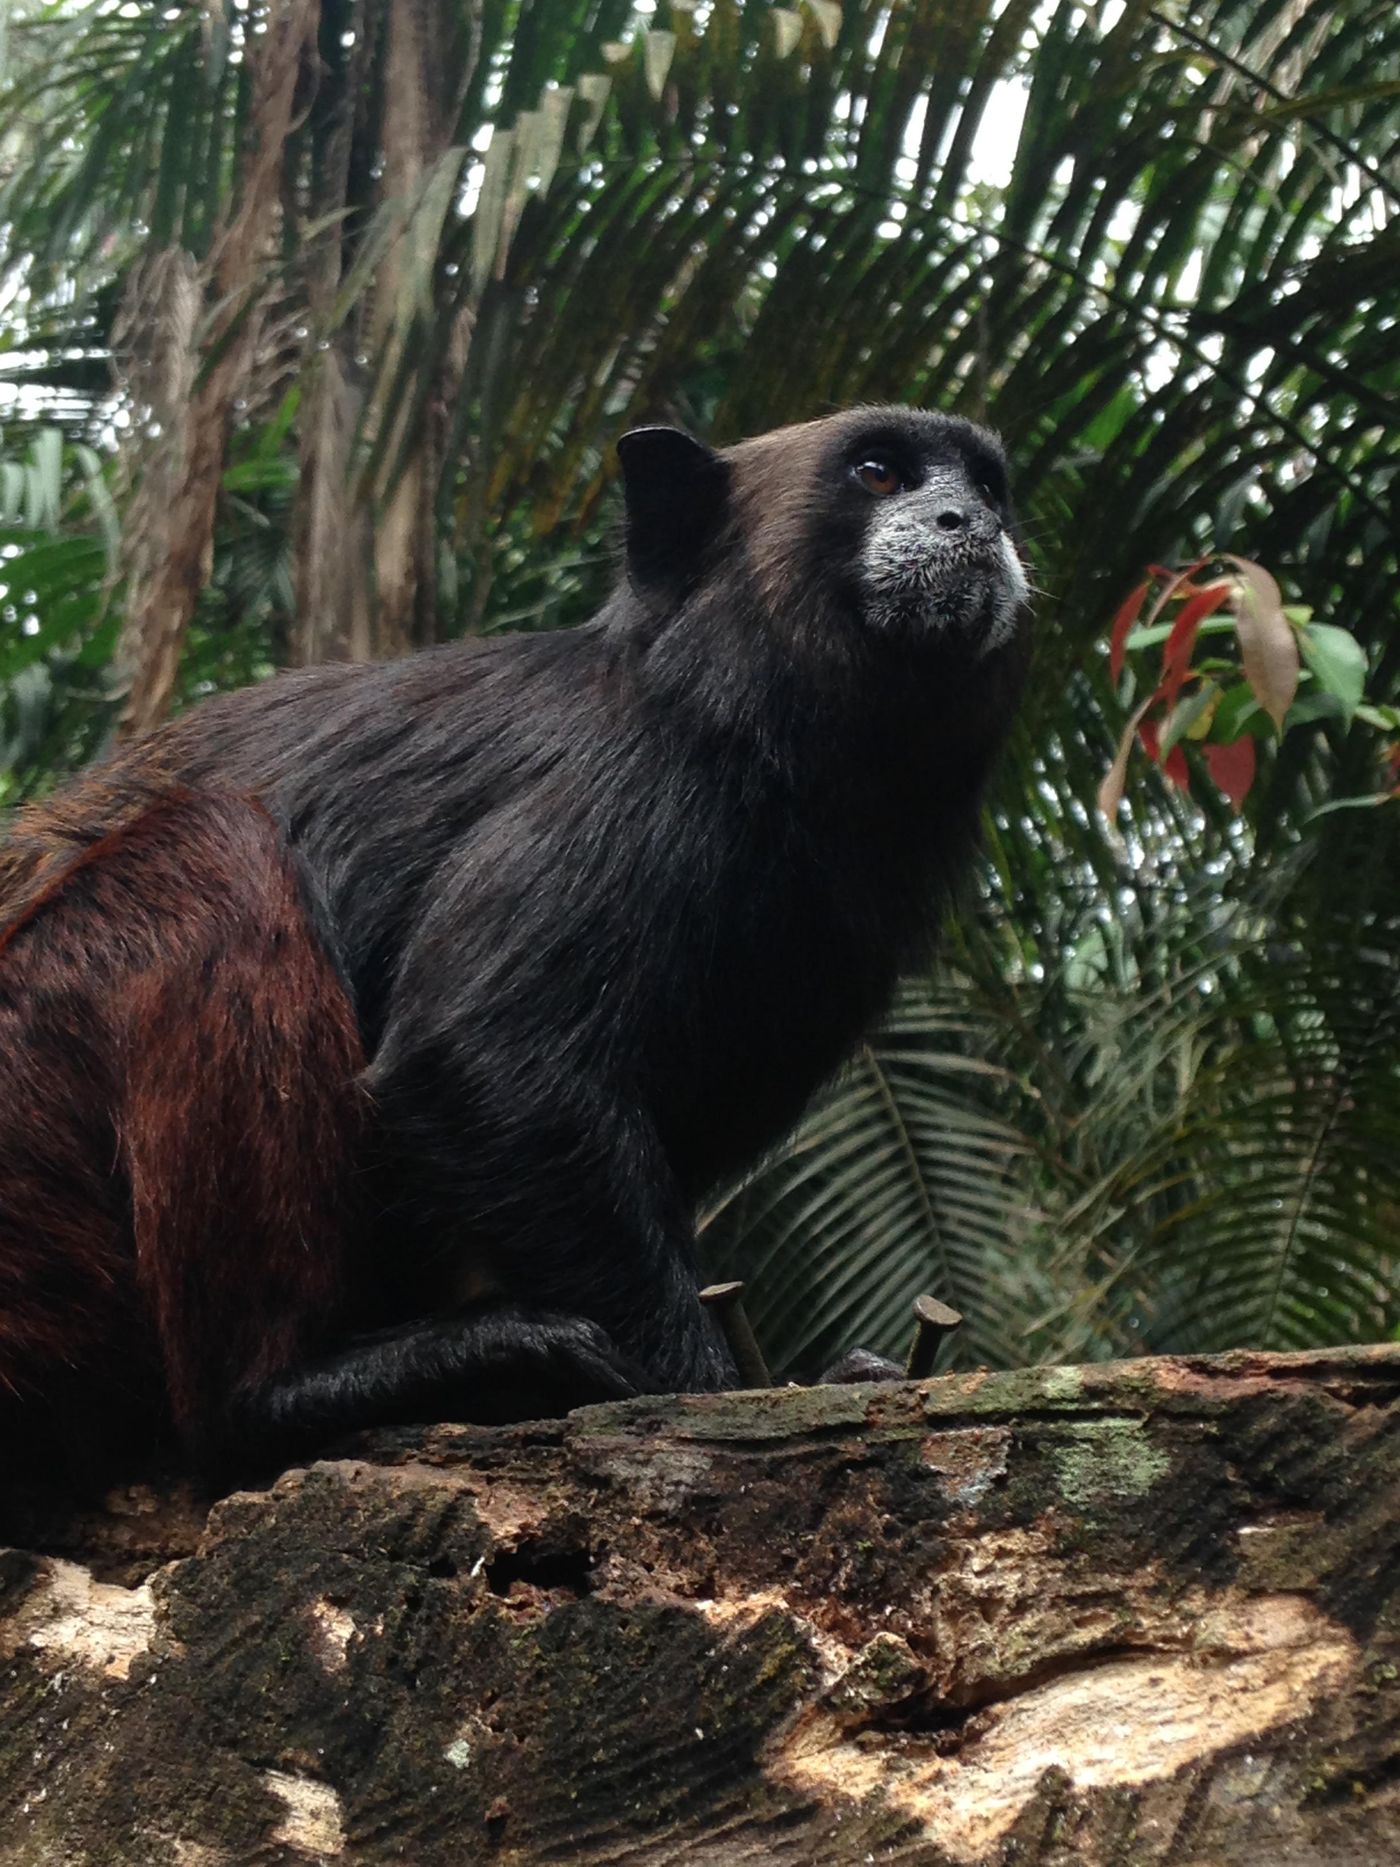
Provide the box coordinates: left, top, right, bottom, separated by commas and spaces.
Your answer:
4, 405, 1029, 1468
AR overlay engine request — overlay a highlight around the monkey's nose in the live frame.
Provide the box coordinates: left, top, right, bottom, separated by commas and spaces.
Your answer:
929, 498, 999, 545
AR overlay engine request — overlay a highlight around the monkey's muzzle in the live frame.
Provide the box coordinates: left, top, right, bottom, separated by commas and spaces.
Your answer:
859, 474, 1029, 651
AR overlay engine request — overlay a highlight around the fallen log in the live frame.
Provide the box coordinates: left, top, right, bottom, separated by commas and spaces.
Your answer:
3, 1345, 1398, 1864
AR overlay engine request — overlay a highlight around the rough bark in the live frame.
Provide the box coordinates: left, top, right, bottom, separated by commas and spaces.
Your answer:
3, 1345, 1398, 1865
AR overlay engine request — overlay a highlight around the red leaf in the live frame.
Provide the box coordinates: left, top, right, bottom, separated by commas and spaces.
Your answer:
1109, 580, 1150, 684
1138, 714, 1190, 787
1387, 743, 1400, 796
1098, 695, 1157, 824
1129, 557, 1213, 691
1163, 743, 1190, 790
1161, 582, 1231, 711
1204, 735, 1256, 809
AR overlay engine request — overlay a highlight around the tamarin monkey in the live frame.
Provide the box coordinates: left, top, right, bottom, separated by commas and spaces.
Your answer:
0, 407, 1030, 1481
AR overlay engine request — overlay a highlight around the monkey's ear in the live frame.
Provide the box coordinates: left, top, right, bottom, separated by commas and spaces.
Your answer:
617, 426, 731, 593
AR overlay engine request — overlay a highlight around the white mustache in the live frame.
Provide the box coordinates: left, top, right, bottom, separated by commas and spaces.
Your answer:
859, 500, 1029, 653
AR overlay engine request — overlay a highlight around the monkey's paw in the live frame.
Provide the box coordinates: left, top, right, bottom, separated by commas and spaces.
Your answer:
502, 1309, 644, 1410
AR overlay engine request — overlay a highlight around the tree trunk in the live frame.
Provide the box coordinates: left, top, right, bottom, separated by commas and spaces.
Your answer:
112, 0, 321, 739
289, 0, 475, 666
289, 0, 379, 669
361, 0, 459, 659
3, 1345, 1398, 1865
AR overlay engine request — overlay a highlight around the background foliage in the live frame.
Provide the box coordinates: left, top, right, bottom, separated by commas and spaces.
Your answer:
2, 0, 1397, 1374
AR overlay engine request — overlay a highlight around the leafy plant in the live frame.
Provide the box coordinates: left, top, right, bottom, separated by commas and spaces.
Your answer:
1101, 557, 1399, 819
0, 427, 118, 796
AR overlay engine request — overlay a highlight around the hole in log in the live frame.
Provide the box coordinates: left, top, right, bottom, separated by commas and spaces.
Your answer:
485, 1539, 593, 1598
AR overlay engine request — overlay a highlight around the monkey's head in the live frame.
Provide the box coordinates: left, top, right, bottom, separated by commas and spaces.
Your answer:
616, 406, 1030, 676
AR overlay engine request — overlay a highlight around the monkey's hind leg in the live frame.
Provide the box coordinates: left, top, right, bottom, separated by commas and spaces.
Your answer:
112, 796, 639, 1471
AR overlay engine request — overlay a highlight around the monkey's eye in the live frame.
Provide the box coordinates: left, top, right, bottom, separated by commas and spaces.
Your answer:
972, 462, 1009, 509
853, 456, 905, 497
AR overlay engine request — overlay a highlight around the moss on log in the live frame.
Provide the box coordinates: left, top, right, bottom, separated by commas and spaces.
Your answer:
3, 1345, 1399, 1864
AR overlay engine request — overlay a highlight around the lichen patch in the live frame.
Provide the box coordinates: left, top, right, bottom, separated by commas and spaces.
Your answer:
593, 1444, 717, 1515
1049, 1416, 1172, 1509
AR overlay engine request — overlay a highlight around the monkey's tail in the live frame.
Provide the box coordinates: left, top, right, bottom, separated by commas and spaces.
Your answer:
0, 778, 368, 1464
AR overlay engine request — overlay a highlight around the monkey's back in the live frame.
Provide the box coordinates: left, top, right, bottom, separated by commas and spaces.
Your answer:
159, 629, 614, 1038
152, 621, 965, 1205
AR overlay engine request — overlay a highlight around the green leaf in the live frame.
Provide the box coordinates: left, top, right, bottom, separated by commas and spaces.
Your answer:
1286, 691, 1349, 728
1208, 683, 1263, 745
1159, 680, 1218, 758
1298, 623, 1367, 720
30, 427, 63, 530
642, 30, 676, 98
1124, 617, 1237, 653
771, 11, 803, 59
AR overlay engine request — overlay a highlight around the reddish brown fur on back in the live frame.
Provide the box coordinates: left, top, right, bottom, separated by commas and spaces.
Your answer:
0, 780, 366, 1455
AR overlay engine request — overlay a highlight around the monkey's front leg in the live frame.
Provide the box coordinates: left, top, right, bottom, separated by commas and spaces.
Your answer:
364, 1021, 737, 1404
